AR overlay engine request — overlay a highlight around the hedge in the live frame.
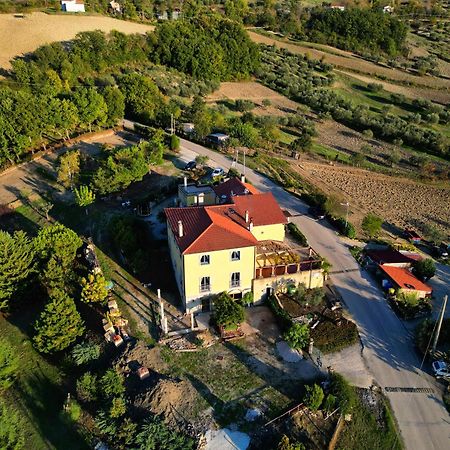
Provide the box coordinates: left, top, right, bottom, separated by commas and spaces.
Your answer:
287, 222, 308, 247
267, 295, 293, 331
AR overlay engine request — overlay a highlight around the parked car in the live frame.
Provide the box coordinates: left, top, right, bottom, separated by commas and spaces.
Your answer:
211, 167, 225, 178
432, 360, 450, 378
184, 161, 197, 171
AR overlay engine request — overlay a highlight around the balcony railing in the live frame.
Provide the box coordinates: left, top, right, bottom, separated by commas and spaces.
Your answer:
200, 284, 211, 293
255, 260, 322, 279
230, 280, 241, 288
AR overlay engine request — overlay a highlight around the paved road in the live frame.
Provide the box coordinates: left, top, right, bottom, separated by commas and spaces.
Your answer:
178, 138, 450, 450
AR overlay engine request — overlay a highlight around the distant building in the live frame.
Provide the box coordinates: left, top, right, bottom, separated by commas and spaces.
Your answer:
207, 133, 229, 147
378, 265, 432, 299
329, 4, 346, 11
109, 1, 121, 13
61, 0, 85, 12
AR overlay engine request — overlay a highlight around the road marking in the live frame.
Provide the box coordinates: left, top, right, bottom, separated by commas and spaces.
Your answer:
329, 268, 360, 274
384, 387, 434, 393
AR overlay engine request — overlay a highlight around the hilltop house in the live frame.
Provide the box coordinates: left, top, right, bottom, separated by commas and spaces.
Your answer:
61, 0, 85, 12
165, 177, 324, 312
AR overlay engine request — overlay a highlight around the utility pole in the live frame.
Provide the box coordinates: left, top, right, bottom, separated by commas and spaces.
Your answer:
340, 201, 350, 229
432, 295, 448, 355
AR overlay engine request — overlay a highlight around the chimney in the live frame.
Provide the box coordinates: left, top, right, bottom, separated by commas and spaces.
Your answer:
241, 175, 245, 183
184, 176, 187, 187
249, 219, 254, 232
178, 220, 184, 238
245, 210, 249, 223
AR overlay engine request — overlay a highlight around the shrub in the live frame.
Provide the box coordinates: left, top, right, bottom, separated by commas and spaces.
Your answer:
71, 341, 101, 366
267, 295, 293, 331
283, 323, 310, 350
277, 435, 306, 450
329, 217, 356, 238
110, 397, 127, 418
287, 222, 308, 246
303, 383, 324, 411
80, 273, 108, 304
0, 338, 19, 390
242, 291, 254, 306
61, 399, 82, 423
213, 292, 245, 330
362, 213, 383, 238
0, 399, 25, 449
235, 99, 255, 112
330, 373, 357, 414
412, 258, 436, 281
170, 134, 180, 151
323, 394, 337, 413
100, 369, 125, 399
76, 372, 98, 402
367, 83, 383, 92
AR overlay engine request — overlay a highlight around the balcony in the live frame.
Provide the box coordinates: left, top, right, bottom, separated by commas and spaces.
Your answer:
230, 280, 241, 288
199, 284, 211, 293
255, 241, 322, 279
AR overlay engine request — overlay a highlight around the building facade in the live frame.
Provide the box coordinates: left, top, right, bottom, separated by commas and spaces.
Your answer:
165, 178, 324, 313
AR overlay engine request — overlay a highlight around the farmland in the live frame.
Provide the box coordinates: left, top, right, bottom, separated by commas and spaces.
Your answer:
0, 12, 154, 69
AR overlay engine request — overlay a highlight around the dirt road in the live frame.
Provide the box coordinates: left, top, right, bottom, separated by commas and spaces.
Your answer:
0, 12, 155, 69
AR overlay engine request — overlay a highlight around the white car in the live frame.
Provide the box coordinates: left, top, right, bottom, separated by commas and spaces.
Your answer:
432, 360, 450, 378
211, 167, 224, 178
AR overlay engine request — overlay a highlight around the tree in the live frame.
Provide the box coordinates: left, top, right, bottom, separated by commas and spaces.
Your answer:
283, 323, 309, 350
74, 185, 95, 207
135, 415, 194, 450
195, 155, 208, 166
100, 369, 125, 399
413, 258, 436, 281
303, 384, 324, 411
33, 288, 85, 354
57, 150, 80, 189
213, 292, 245, 330
0, 399, 25, 449
0, 230, 36, 310
170, 134, 180, 151
362, 213, 383, 238
71, 87, 108, 131
289, 132, 312, 152
71, 341, 100, 365
229, 121, 259, 148
102, 86, 125, 125
80, 273, 108, 304
34, 223, 82, 269
76, 372, 98, 402
0, 338, 19, 390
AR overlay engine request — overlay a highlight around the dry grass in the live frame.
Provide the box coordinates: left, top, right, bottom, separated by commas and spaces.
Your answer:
0, 12, 155, 69
248, 31, 450, 102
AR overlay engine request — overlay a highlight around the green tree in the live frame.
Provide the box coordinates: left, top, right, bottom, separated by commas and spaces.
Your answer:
100, 369, 125, 399
102, 86, 125, 125
71, 341, 100, 365
229, 121, 259, 148
33, 288, 85, 354
170, 134, 180, 151
0, 399, 25, 449
289, 132, 312, 152
135, 415, 194, 450
74, 185, 96, 207
195, 155, 209, 166
80, 273, 108, 304
283, 323, 309, 350
303, 383, 324, 411
76, 372, 98, 402
71, 87, 108, 131
0, 339, 19, 390
213, 292, 245, 330
57, 150, 80, 189
34, 223, 82, 269
362, 213, 383, 238
0, 230, 36, 310
413, 258, 436, 281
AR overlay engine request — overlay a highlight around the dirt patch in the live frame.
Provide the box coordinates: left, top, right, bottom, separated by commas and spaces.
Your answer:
0, 12, 154, 69
294, 161, 450, 235
207, 81, 301, 115
248, 31, 450, 96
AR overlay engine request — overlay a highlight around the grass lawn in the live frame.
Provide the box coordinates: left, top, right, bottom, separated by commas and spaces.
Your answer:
0, 314, 88, 450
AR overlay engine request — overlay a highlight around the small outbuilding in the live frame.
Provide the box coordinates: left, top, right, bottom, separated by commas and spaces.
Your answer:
378, 265, 432, 299
61, 0, 85, 12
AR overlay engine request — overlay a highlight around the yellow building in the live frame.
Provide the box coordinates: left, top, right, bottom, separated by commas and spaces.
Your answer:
165, 178, 324, 312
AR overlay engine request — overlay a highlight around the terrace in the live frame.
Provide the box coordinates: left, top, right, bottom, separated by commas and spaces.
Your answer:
255, 241, 322, 279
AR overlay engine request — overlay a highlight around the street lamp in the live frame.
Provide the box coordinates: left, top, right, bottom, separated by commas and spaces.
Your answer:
340, 201, 350, 229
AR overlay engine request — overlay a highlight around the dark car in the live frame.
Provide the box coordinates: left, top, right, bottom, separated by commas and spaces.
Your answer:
308, 206, 326, 220
184, 161, 197, 171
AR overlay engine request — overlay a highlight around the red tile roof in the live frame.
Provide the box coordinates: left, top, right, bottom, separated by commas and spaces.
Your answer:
379, 265, 432, 293
165, 206, 257, 254
212, 177, 259, 202
366, 249, 413, 265
232, 193, 288, 227
165, 191, 286, 254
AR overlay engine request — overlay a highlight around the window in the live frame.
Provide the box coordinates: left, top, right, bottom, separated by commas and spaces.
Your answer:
231, 250, 240, 261
200, 254, 210, 265
200, 276, 211, 293
230, 272, 240, 288
198, 193, 204, 204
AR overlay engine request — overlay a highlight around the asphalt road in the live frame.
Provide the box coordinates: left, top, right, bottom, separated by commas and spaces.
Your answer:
178, 137, 450, 450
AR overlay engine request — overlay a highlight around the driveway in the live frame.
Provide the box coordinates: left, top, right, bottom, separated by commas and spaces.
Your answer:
177, 138, 450, 450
